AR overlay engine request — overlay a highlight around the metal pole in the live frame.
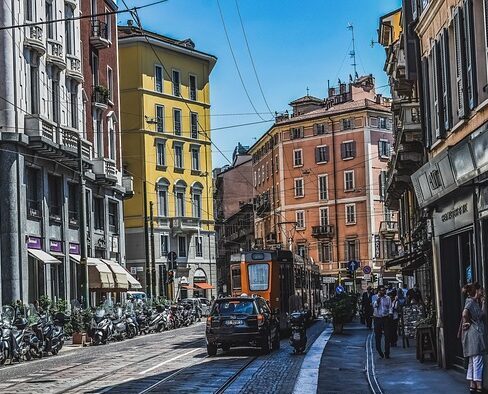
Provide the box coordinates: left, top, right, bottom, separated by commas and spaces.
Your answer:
143, 182, 150, 297
78, 138, 89, 308
149, 201, 156, 298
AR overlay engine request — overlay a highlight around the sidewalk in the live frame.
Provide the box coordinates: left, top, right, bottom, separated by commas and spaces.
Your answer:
316, 321, 466, 393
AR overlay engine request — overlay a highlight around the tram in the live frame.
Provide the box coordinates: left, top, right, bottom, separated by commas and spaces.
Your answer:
229, 250, 322, 329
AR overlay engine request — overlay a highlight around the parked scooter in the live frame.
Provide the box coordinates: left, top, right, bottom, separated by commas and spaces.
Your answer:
111, 306, 128, 341
90, 307, 113, 345
288, 311, 307, 354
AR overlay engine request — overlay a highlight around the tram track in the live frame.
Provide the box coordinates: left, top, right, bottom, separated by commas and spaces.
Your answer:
365, 333, 384, 394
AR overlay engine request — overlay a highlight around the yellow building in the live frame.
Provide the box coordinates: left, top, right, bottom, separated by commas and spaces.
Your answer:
118, 26, 217, 300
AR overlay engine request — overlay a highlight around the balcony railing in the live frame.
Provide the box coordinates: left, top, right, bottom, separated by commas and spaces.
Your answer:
24, 25, 45, 54
68, 210, 79, 227
171, 217, 200, 233
312, 224, 334, 238
90, 20, 110, 48
46, 40, 66, 69
49, 205, 62, 222
92, 85, 110, 108
66, 54, 83, 82
24, 115, 60, 143
27, 200, 42, 219
380, 221, 398, 239
122, 175, 134, 197
92, 157, 117, 184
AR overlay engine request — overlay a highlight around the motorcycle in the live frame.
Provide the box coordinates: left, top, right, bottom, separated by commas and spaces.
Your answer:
288, 311, 307, 354
125, 304, 138, 338
111, 306, 128, 341
0, 306, 29, 364
90, 307, 113, 345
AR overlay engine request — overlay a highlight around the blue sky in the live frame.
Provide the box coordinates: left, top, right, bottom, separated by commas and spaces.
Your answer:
122, 0, 401, 168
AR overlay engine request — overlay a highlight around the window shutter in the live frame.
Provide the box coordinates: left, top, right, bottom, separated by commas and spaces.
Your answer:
441, 29, 452, 131
464, 0, 477, 110
341, 143, 346, 159
313, 124, 318, 135
344, 242, 349, 262
386, 118, 392, 130
325, 146, 330, 162
355, 240, 359, 261
351, 141, 357, 157
354, 117, 363, 128
315, 147, 320, 163
434, 40, 445, 139
454, 8, 467, 118
421, 57, 432, 147
370, 117, 378, 127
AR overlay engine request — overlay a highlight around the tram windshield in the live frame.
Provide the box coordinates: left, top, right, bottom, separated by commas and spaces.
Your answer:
248, 263, 269, 291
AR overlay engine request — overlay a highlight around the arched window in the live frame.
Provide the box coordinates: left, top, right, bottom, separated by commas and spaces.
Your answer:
174, 179, 187, 217
156, 178, 170, 217
191, 182, 203, 219
193, 268, 207, 283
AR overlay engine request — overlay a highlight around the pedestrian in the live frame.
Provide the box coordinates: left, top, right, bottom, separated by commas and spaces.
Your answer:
460, 283, 486, 394
361, 286, 373, 329
373, 285, 392, 359
388, 289, 399, 347
406, 283, 423, 305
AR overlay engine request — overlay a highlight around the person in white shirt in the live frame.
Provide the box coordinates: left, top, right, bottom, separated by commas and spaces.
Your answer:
373, 286, 392, 358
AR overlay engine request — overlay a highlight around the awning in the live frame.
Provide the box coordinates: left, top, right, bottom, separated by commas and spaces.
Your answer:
88, 259, 115, 289
28, 249, 61, 264
384, 250, 423, 269
126, 271, 142, 289
181, 285, 197, 290
194, 282, 214, 290
101, 259, 129, 290
402, 254, 427, 274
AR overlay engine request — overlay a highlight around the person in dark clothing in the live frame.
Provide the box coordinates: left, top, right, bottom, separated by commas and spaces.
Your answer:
407, 283, 423, 305
388, 289, 400, 347
361, 286, 373, 329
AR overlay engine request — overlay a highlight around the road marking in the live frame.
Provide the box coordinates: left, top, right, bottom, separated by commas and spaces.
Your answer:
292, 324, 333, 394
139, 348, 201, 375
366, 332, 384, 394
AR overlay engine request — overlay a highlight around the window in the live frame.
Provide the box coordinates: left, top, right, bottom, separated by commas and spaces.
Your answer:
345, 203, 356, 225
94, 110, 103, 157
174, 144, 183, 169
192, 193, 201, 218
275, 155, 279, 172
314, 123, 327, 135
378, 140, 390, 158
189, 74, 197, 101
155, 65, 163, 92
176, 191, 185, 216
25, 0, 33, 21
67, 182, 78, 224
318, 174, 328, 200
290, 127, 303, 139
379, 171, 387, 201
93, 197, 104, 230
67, 79, 78, 128
65, 5, 75, 55
379, 117, 387, 129
341, 141, 356, 160
319, 207, 329, 226
107, 67, 113, 102
92, 52, 99, 86
26, 167, 41, 218
454, 8, 466, 118
248, 264, 269, 291
29, 59, 39, 115
190, 112, 198, 138
156, 140, 166, 166
46, 1, 54, 39
172, 70, 181, 96
104, 7, 112, 41
296, 210, 305, 229
108, 117, 116, 160
178, 236, 187, 257
294, 178, 304, 197
344, 170, 355, 191
315, 145, 329, 163
173, 109, 182, 135
345, 239, 359, 261
297, 244, 307, 258
191, 147, 200, 171
158, 189, 168, 216
48, 175, 61, 220
195, 236, 203, 257
48, 67, 60, 123
293, 149, 303, 167
156, 105, 164, 132
342, 118, 352, 130
254, 171, 257, 187
319, 242, 332, 263
160, 234, 169, 256
108, 201, 118, 233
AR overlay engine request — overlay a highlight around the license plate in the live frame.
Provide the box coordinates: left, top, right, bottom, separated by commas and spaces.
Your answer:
225, 320, 243, 326
293, 333, 301, 341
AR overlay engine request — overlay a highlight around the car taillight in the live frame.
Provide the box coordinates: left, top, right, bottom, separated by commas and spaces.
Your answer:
257, 314, 264, 327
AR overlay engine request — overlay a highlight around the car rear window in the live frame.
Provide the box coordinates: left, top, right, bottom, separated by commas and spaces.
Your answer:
211, 300, 256, 316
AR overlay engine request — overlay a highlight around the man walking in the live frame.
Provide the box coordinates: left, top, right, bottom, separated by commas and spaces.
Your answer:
373, 286, 392, 359
361, 286, 373, 329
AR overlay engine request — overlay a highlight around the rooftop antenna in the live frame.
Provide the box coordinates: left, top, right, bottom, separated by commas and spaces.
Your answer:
306, 87, 310, 96
347, 23, 358, 80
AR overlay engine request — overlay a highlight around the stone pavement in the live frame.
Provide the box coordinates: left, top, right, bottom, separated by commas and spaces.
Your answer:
316, 321, 467, 394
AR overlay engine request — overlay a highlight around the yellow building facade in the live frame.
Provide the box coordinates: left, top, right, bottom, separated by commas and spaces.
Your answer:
118, 26, 217, 300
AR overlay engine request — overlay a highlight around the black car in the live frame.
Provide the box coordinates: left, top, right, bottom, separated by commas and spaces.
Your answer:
205, 296, 280, 356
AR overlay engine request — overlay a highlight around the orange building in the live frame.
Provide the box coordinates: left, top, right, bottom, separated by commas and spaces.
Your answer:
248, 76, 397, 286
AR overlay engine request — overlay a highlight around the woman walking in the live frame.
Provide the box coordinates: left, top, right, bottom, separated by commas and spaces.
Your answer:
461, 283, 486, 393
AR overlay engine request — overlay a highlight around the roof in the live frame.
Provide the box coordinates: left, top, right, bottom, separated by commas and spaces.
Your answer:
289, 95, 323, 105
118, 26, 217, 71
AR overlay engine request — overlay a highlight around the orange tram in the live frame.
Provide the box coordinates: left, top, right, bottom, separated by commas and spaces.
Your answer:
230, 250, 322, 329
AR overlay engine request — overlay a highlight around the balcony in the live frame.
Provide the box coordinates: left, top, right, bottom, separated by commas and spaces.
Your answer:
254, 192, 271, 218
155, 217, 170, 228
66, 54, 83, 82
90, 20, 111, 49
171, 217, 200, 234
92, 85, 110, 110
122, 175, 134, 198
46, 40, 66, 70
92, 157, 117, 185
311, 224, 334, 239
60, 127, 92, 162
380, 221, 398, 239
24, 25, 45, 55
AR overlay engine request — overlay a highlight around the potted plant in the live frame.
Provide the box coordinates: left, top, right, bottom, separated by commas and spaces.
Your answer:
70, 308, 93, 345
325, 293, 356, 334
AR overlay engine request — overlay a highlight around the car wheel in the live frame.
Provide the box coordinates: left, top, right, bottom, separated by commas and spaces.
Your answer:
207, 343, 217, 356
261, 332, 272, 354
222, 344, 230, 352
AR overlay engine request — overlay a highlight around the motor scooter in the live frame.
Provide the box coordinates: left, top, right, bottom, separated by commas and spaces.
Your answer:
288, 311, 307, 354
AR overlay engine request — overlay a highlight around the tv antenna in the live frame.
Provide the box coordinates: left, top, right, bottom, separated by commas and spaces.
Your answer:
347, 23, 358, 80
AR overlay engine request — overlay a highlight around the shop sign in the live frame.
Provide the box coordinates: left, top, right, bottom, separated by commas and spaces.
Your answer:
374, 235, 381, 258
433, 195, 473, 236
27, 236, 42, 249
69, 243, 80, 255
50, 240, 62, 253
111, 236, 119, 253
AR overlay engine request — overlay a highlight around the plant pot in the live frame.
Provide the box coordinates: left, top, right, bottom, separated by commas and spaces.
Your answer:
72, 332, 87, 345
333, 321, 344, 334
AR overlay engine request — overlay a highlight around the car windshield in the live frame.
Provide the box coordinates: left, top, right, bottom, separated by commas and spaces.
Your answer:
212, 300, 256, 316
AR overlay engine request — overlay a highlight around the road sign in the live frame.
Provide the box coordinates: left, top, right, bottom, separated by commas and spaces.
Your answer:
322, 277, 336, 284
344, 281, 353, 286
363, 265, 372, 275
363, 273, 371, 281
335, 285, 345, 294
347, 260, 360, 272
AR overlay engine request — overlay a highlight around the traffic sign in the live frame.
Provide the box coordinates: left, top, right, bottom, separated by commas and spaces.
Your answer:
335, 285, 345, 294
322, 277, 336, 284
363, 273, 371, 281
347, 260, 360, 272
363, 265, 372, 275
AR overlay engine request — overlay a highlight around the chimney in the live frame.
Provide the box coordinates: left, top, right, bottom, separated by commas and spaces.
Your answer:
328, 87, 336, 97
340, 83, 346, 94
127, 19, 133, 27
376, 94, 383, 104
